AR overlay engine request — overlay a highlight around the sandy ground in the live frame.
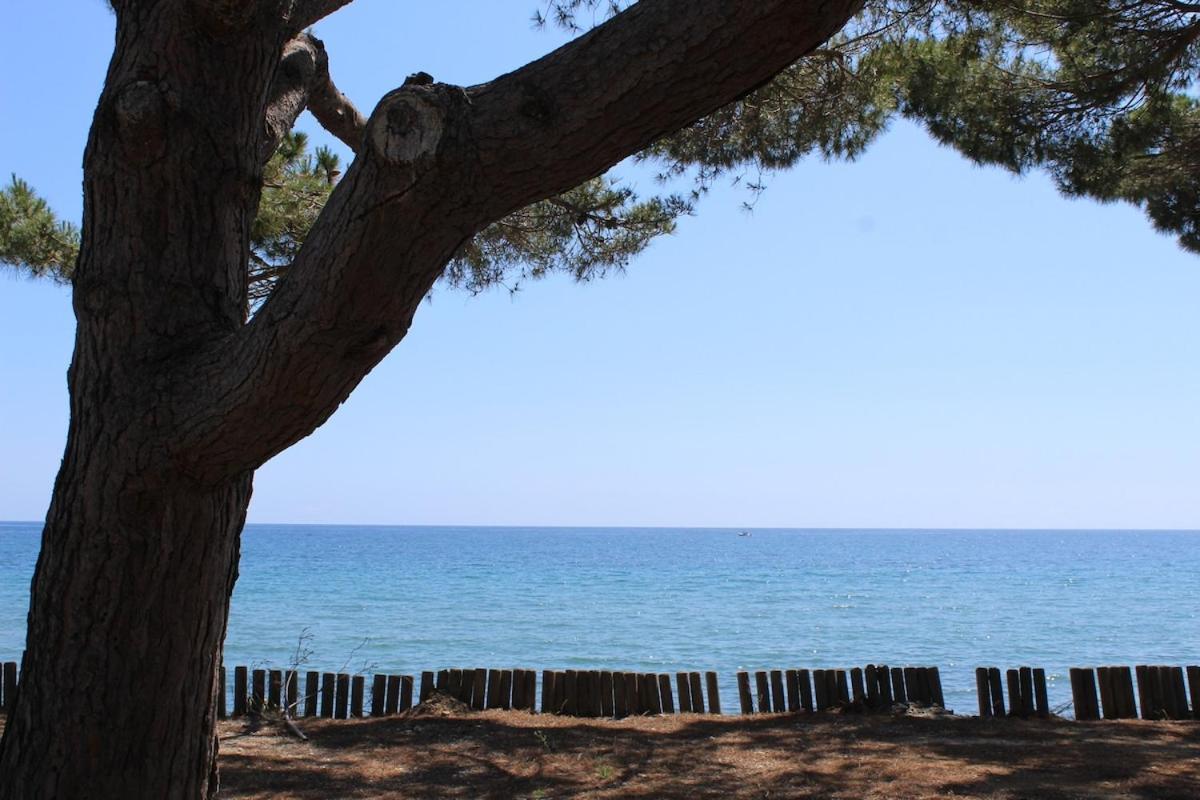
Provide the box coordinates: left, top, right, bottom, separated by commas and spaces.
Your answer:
212, 703, 1200, 799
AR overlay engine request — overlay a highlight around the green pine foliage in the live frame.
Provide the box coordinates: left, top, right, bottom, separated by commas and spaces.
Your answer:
8, 1, 1199, 300
0, 176, 80, 283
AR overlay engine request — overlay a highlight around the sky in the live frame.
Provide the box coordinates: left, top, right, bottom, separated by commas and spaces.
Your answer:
1, 1, 1198, 529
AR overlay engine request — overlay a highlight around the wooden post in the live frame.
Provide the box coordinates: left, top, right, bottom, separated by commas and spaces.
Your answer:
268, 669, 282, 710
335, 673, 350, 719
386, 675, 401, 715
1006, 669, 1022, 717
785, 669, 800, 712
891, 667, 907, 704
471, 669, 487, 711
812, 669, 829, 711
217, 666, 227, 720
590, 671, 604, 717
542, 670, 557, 714
1097, 667, 1115, 719
611, 672, 626, 718
902, 667, 919, 703
436, 669, 449, 692
525, 670, 537, 713
1111, 667, 1134, 719
371, 674, 386, 717
563, 671, 576, 716
400, 675, 414, 711
500, 670, 515, 710
576, 671, 592, 717
929, 667, 945, 708
320, 672, 335, 718
420, 671, 434, 704
792, 669, 810, 712
1033, 668, 1049, 718
1150, 666, 1167, 719
865, 665, 879, 710
1169, 667, 1189, 720
835, 670, 849, 706
285, 670, 298, 715
564, 670, 578, 716
623, 672, 638, 717
1018, 667, 1034, 717
646, 673, 663, 715
737, 671, 753, 714
876, 665, 892, 707
755, 671, 770, 713
676, 672, 692, 713
304, 671, 319, 717
658, 674, 675, 714
850, 668, 865, 706
1135, 665, 1154, 720
987, 667, 1004, 717
770, 670, 786, 713
251, 669, 266, 713
447, 669, 462, 701
1069, 668, 1099, 721
688, 672, 704, 714
705, 671, 721, 714
976, 668, 991, 718
350, 675, 364, 717
600, 671, 614, 717
487, 669, 503, 709
914, 668, 931, 706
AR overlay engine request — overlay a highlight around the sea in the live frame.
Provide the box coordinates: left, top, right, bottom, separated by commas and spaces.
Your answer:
1, 522, 1198, 716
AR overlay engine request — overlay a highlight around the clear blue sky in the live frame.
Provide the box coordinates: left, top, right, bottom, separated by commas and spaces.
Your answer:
2, 1, 1198, 529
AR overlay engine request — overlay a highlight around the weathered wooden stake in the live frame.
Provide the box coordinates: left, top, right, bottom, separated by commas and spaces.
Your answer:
785, 669, 800, 712
268, 669, 282, 710
1033, 668, 1049, 718
400, 675, 414, 711
386, 675, 401, 715
676, 672, 692, 713
420, 671, 434, 704
304, 671, 319, 717
770, 670, 786, 713
737, 671, 753, 714
350, 675, 364, 717
251, 669, 266, 713
975, 668, 991, 718
658, 674, 675, 714
335, 673, 350, 719
755, 671, 771, 713
319, 672, 335, 718
371, 675, 386, 717
706, 671, 721, 714
218, 666, 227, 720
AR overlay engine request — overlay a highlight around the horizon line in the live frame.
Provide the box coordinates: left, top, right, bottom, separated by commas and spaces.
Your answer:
3, 520, 1199, 533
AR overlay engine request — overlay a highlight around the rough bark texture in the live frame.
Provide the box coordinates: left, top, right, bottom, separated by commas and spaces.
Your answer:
0, 1, 860, 797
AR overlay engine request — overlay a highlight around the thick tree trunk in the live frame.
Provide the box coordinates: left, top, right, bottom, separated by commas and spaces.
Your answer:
0, 452, 249, 798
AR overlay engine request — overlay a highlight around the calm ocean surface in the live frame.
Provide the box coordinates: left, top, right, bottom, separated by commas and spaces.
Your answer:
2, 522, 1198, 716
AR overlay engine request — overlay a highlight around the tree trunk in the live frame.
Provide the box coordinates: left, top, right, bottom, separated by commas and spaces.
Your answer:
0, 453, 249, 798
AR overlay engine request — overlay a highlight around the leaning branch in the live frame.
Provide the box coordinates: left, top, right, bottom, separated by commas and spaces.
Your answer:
172, 0, 864, 481
261, 32, 366, 163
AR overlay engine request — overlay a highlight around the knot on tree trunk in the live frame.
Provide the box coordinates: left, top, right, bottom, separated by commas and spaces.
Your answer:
114, 80, 170, 158
369, 85, 462, 168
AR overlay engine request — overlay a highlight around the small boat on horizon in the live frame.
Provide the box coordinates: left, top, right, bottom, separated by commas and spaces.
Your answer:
737, 530, 751, 537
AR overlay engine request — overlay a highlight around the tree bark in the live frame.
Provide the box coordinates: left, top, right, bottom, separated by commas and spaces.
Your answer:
0, 1, 861, 796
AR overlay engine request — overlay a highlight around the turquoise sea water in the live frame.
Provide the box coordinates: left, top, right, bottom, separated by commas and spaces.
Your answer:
2, 522, 1198, 715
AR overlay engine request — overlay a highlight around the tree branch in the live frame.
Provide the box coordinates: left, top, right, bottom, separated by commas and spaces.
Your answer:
261, 32, 366, 163
173, 0, 864, 481
287, 0, 355, 31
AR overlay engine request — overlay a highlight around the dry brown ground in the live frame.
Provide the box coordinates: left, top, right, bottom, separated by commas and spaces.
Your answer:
211, 705, 1200, 800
